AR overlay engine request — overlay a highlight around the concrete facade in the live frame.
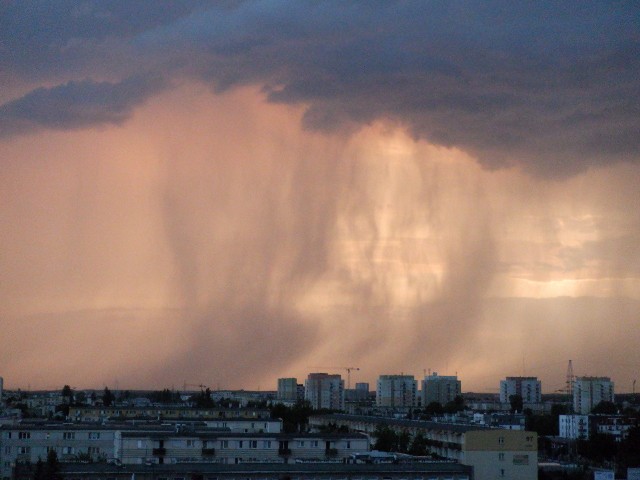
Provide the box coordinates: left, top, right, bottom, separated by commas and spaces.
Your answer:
499, 377, 542, 405
376, 375, 417, 408
573, 377, 614, 414
305, 374, 344, 411
422, 373, 461, 406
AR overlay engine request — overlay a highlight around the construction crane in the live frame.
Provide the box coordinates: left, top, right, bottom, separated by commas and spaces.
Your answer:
182, 382, 208, 393
309, 367, 360, 389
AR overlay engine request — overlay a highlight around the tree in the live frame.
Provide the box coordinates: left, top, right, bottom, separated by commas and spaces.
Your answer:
192, 388, 215, 408
618, 426, 640, 469
408, 433, 430, 456
42, 449, 62, 480
591, 401, 617, 414
424, 401, 444, 415
61, 385, 74, 404
373, 425, 398, 452
509, 394, 524, 413
102, 387, 115, 407
444, 395, 465, 413
270, 401, 313, 433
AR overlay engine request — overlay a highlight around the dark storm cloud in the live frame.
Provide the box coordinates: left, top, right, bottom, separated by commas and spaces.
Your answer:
1, 1, 639, 175
0, 75, 167, 137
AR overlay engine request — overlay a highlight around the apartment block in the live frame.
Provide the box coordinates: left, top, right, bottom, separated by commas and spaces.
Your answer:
376, 375, 417, 408
500, 377, 542, 404
573, 377, 614, 414
304, 373, 344, 410
422, 373, 461, 406
276, 378, 298, 402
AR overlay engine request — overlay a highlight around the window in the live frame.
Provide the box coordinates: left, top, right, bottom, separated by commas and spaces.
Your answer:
499, 469, 505, 477
346, 441, 351, 449
498, 453, 505, 461
237, 440, 243, 448
220, 441, 228, 449
18, 432, 30, 439
63, 432, 75, 440
186, 440, 195, 447
62, 447, 75, 455
498, 436, 505, 445
89, 432, 100, 440
311, 441, 318, 448
18, 447, 30, 455
249, 441, 257, 449
297, 441, 305, 447
3, 447, 9, 455
263, 441, 271, 448
88, 447, 100, 455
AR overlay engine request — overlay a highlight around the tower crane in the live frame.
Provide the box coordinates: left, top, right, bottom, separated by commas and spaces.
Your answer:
308, 367, 360, 389
182, 382, 208, 393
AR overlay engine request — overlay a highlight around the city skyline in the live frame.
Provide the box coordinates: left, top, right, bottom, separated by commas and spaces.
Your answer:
1, 2, 639, 393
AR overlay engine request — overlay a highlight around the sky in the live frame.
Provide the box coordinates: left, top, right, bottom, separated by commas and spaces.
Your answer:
1, 1, 639, 394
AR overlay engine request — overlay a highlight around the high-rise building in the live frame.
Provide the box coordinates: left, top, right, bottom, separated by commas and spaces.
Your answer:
573, 376, 614, 414
422, 373, 461, 406
500, 377, 542, 404
376, 375, 417, 408
277, 378, 298, 401
305, 373, 344, 410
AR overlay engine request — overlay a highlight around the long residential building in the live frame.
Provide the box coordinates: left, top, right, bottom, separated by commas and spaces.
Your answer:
0, 423, 368, 479
116, 430, 368, 465
310, 414, 537, 480
68, 406, 270, 422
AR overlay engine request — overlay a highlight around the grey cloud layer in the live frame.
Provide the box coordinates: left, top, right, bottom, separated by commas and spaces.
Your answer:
0, 75, 167, 137
1, 1, 639, 176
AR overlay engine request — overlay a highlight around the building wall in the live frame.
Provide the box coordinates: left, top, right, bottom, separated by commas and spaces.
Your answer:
204, 419, 282, 433
376, 376, 417, 408
463, 430, 537, 480
499, 377, 542, 404
422, 374, 461, 406
573, 377, 614, 414
277, 378, 298, 402
558, 415, 590, 440
68, 406, 270, 422
115, 432, 368, 465
0, 427, 115, 480
305, 374, 344, 410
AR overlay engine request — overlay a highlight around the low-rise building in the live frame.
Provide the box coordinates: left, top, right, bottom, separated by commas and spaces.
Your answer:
310, 414, 537, 480
558, 414, 590, 440
68, 406, 270, 422
115, 430, 369, 465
